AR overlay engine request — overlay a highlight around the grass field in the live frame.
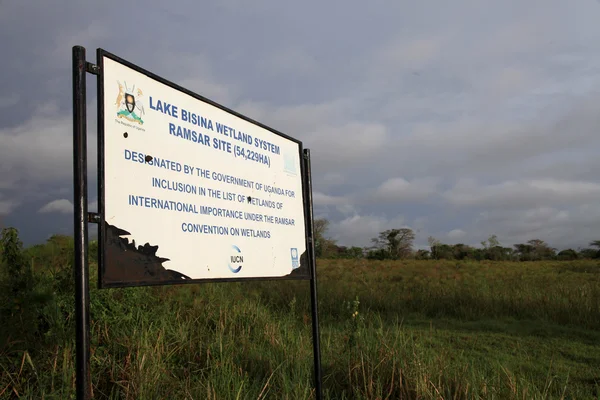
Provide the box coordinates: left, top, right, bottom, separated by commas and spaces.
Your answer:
1, 250, 600, 399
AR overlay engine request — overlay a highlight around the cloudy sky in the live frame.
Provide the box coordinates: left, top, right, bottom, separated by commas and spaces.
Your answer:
2, 0, 600, 251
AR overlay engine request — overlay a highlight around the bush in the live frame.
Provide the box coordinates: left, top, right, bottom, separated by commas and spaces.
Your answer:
0, 228, 69, 353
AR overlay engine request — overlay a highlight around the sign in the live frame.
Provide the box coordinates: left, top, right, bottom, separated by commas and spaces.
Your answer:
97, 50, 310, 287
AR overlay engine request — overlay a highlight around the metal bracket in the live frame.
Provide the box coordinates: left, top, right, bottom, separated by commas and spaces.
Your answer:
87, 212, 100, 223
85, 62, 99, 75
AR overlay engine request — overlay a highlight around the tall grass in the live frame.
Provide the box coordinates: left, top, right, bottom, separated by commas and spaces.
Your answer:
1, 242, 599, 398
298, 259, 600, 329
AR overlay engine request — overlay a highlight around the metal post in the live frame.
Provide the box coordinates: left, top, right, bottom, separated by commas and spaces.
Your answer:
304, 149, 323, 400
72, 45, 91, 400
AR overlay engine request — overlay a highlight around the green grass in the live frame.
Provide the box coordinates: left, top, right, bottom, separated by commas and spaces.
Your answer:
1, 255, 600, 399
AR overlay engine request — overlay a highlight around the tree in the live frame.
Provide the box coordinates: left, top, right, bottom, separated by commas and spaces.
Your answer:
486, 245, 514, 261
514, 243, 535, 261
313, 218, 337, 258
347, 246, 364, 259
481, 234, 500, 249
428, 236, 440, 248
527, 239, 556, 260
579, 247, 599, 259
453, 243, 475, 260
371, 228, 415, 260
331, 245, 364, 259
435, 244, 455, 260
0, 227, 38, 344
514, 239, 556, 261
415, 249, 431, 260
557, 249, 578, 261
1, 227, 26, 283
428, 236, 441, 259
575, 242, 600, 259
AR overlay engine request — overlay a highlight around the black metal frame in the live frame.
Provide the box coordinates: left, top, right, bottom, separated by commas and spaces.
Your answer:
73, 45, 322, 400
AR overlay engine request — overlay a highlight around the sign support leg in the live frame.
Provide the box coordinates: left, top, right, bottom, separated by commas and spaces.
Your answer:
304, 149, 323, 400
72, 45, 92, 400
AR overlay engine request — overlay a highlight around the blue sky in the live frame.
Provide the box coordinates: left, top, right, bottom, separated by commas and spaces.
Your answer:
2, 0, 600, 251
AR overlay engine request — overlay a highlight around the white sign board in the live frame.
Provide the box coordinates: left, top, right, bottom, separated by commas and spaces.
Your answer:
98, 51, 309, 286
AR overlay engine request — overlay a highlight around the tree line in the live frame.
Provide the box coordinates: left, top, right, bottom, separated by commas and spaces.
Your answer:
314, 218, 600, 261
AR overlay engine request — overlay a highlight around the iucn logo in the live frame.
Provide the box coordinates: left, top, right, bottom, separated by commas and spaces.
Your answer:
228, 245, 243, 273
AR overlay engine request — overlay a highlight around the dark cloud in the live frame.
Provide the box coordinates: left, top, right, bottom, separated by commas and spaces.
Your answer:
2, 0, 600, 249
